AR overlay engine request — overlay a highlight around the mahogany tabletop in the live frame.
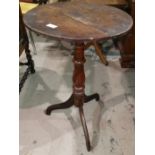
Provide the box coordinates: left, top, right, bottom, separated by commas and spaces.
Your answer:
23, 1, 133, 42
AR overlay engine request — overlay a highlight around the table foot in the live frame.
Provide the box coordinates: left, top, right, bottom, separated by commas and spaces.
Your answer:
79, 106, 91, 151
45, 94, 74, 115
84, 93, 100, 103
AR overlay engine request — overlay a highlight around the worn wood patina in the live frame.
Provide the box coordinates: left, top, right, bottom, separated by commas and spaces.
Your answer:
23, 1, 133, 151
24, 1, 132, 42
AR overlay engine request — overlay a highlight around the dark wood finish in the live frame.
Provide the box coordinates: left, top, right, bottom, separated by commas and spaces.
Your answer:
45, 43, 99, 151
24, 1, 132, 151
67, 0, 129, 66
68, 0, 129, 12
83, 0, 134, 68
24, 1, 132, 42
19, 5, 35, 93
20, 0, 48, 4
82, 0, 134, 67
24, 1, 132, 66
20, 0, 34, 3
119, 0, 135, 68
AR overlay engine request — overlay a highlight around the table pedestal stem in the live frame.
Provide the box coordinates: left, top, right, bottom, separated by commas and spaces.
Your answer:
45, 42, 100, 151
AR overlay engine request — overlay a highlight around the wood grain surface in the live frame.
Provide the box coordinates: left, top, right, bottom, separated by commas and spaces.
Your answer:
24, 1, 133, 42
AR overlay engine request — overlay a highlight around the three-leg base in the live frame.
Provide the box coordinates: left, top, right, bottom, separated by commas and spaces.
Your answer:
45, 93, 99, 115
45, 93, 100, 151
45, 94, 74, 115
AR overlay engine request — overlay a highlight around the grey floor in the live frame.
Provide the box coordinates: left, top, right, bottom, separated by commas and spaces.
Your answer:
19, 34, 135, 155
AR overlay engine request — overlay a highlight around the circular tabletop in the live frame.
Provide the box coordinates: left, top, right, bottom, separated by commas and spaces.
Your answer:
23, 1, 133, 42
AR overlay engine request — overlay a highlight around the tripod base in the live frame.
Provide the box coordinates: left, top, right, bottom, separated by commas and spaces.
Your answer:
45, 42, 100, 151
45, 93, 99, 151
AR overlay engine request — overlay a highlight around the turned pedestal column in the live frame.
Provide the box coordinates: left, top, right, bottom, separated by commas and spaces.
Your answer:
45, 42, 99, 151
